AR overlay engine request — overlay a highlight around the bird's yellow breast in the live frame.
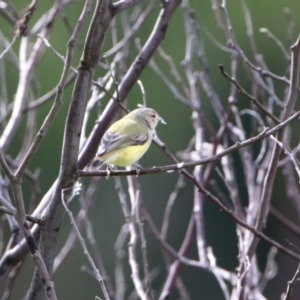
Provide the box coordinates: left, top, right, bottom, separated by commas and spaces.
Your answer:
99, 138, 152, 167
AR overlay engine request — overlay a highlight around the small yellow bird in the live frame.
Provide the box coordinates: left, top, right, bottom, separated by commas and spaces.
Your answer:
89, 107, 165, 170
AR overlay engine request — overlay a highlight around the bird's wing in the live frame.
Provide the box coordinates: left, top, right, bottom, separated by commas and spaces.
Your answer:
97, 121, 149, 156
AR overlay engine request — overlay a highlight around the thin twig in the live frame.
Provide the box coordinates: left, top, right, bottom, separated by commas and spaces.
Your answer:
219, 64, 280, 124
61, 190, 110, 300
282, 263, 300, 300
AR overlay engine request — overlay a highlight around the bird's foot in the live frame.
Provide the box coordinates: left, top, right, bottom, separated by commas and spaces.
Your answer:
106, 165, 114, 179
132, 164, 143, 176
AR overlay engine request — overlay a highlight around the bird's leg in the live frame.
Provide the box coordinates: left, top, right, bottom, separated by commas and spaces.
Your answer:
106, 165, 114, 179
132, 163, 143, 177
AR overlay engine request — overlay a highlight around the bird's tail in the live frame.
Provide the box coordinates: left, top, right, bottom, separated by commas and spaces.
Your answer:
84, 158, 105, 172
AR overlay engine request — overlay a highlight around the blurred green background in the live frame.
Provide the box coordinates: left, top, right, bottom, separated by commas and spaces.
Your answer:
1, 0, 300, 299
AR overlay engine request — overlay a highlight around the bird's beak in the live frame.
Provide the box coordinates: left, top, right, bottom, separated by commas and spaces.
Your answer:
159, 116, 166, 125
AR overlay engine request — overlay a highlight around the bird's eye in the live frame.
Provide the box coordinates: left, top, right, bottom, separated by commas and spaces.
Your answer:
151, 114, 156, 118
